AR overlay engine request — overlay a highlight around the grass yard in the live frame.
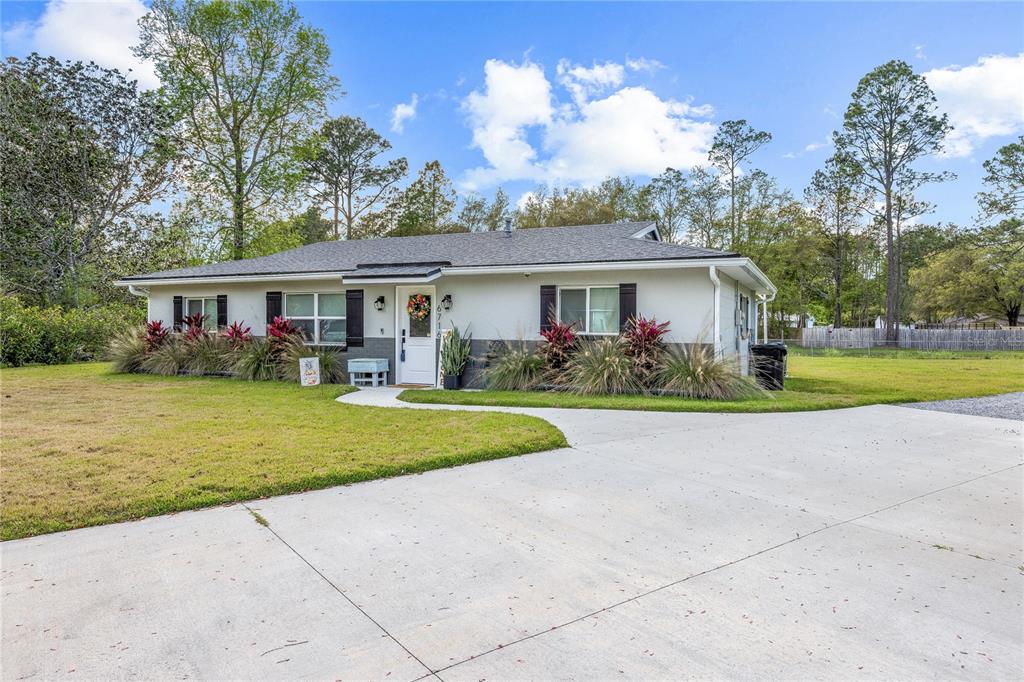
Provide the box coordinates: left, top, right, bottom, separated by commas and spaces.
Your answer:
398, 351, 1024, 413
0, 363, 566, 540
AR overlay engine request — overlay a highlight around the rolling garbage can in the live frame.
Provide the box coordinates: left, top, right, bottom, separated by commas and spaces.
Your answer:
750, 342, 787, 390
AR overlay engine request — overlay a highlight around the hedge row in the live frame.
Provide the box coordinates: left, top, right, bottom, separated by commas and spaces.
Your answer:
0, 296, 145, 367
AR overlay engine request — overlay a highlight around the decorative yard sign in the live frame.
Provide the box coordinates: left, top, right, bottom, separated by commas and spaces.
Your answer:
299, 356, 321, 386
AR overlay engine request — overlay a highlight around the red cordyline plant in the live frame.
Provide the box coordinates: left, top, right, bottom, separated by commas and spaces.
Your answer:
623, 315, 671, 384
181, 312, 209, 341
539, 318, 577, 370
144, 320, 169, 352
267, 316, 303, 356
221, 321, 252, 347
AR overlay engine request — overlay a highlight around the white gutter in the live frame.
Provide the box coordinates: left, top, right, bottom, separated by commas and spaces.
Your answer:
115, 272, 348, 287
341, 271, 442, 285
709, 265, 721, 357
126, 284, 150, 298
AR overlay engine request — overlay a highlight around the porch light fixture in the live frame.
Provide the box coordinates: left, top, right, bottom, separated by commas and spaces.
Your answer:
441, 294, 453, 311
373, 295, 386, 311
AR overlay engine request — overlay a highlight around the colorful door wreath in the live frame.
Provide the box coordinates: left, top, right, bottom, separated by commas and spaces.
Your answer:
407, 294, 431, 320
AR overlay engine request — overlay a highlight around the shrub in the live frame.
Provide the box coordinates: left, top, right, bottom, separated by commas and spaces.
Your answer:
1, 295, 144, 366
562, 337, 643, 395
181, 312, 208, 342
539, 319, 576, 372
141, 338, 190, 376
107, 326, 148, 374
233, 337, 279, 381
221, 321, 252, 347
182, 334, 233, 376
622, 315, 671, 385
267, 316, 303, 356
440, 326, 473, 378
144, 320, 170, 351
278, 337, 347, 383
485, 342, 545, 390
654, 344, 763, 400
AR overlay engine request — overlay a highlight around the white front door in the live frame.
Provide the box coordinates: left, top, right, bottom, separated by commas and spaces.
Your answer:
396, 286, 437, 385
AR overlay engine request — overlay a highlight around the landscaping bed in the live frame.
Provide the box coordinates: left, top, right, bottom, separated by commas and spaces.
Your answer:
0, 363, 566, 540
398, 352, 1024, 413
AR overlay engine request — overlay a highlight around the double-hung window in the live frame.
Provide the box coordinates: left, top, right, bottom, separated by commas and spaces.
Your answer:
558, 286, 619, 334
184, 297, 218, 330
284, 293, 346, 345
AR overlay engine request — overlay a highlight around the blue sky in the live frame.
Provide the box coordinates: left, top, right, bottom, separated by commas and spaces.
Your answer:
3, 1, 1022, 226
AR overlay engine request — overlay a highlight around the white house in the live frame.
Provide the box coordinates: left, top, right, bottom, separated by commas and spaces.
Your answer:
117, 222, 777, 386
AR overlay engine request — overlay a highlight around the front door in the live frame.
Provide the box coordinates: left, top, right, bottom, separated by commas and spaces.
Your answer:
397, 286, 437, 385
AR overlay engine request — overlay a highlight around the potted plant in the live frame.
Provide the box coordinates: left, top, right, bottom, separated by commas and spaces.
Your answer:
440, 325, 473, 389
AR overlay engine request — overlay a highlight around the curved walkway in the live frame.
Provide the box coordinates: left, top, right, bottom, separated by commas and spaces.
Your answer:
3, 390, 1020, 680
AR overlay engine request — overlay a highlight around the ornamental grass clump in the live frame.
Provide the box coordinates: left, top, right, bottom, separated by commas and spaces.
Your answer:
485, 341, 545, 391
140, 337, 191, 376
233, 337, 279, 381
654, 344, 764, 400
107, 326, 149, 374
182, 334, 233, 376
562, 337, 643, 395
278, 337, 347, 383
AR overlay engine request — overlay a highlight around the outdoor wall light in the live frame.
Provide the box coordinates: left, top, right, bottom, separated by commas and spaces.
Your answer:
373, 295, 385, 311
441, 294, 453, 311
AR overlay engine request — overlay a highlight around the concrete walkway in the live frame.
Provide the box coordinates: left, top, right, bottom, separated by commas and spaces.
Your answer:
2, 392, 1021, 680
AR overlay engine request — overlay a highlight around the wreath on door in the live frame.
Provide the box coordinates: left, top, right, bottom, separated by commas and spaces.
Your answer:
407, 294, 431, 320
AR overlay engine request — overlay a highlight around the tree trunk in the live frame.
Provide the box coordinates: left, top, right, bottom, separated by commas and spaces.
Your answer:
729, 166, 736, 248
332, 189, 340, 240
1008, 304, 1020, 327
883, 187, 898, 345
834, 220, 843, 327
232, 155, 245, 260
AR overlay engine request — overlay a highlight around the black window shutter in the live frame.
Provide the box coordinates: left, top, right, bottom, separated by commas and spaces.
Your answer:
172, 295, 183, 331
346, 289, 364, 347
266, 291, 282, 329
540, 285, 557, 331
619, 283, 637, 331
216, 294, 228, 329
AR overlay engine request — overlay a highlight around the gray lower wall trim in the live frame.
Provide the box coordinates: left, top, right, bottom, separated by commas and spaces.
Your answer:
342, 337, 396, 383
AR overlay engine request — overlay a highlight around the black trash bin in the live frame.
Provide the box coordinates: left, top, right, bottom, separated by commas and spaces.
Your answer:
750, 342, 788, 390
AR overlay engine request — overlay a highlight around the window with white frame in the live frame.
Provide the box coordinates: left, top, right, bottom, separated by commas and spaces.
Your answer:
185, 297, 218, 330
284, 293, 346, 345
558, 286, 619, 334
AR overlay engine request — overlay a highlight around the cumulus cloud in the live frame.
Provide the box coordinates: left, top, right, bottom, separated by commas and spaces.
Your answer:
626, 57, 665, 74
924, 53, 1024, 157
2, 0, 158, 89
390, 94, 419, 133
460, 57, 715, 190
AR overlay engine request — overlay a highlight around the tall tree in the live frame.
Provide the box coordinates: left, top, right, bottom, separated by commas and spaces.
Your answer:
303, 116, 407, 240
977, 137, 1023, 223
136, 0, 337, 259
708, 119, 772, 247
456, 193, 489, 232
805, 155, 870, 325
648, 168, 688, 242
483, 187, 512, 231
685, 165, 727, 248
833, 60, 952, 343
361, 160, 460, 237
0, 55, 175, 306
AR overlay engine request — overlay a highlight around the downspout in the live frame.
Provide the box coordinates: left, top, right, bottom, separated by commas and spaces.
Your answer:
761, 291, 776, 342
709, 265, 721, 357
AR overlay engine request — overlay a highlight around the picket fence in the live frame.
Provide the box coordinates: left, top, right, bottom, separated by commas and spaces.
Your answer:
798, 326, 1024, 351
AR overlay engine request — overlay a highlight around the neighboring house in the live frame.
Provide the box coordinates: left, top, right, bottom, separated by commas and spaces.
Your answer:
117, 222, 777, 386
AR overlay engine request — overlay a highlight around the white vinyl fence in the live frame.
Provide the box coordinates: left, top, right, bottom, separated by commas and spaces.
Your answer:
799, 326, 1024, 351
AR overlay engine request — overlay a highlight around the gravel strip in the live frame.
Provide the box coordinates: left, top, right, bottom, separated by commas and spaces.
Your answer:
902, 391, 1024, 421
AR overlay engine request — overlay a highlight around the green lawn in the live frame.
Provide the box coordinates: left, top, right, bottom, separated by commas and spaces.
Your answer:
0, 363, 566, 540
398, 351, 1024, 413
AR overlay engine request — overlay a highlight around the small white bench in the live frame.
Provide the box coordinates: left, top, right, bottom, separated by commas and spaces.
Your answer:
348, 358, 389, 387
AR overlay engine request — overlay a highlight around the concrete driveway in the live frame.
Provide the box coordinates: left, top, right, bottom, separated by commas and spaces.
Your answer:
2, 393, 1021, 680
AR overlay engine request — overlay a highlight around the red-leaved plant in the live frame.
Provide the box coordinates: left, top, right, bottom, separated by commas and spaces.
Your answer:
622, 315, 671, 384
539, 318, 577, 371
267, 316, 303, 356
144, 320, 169, 352
181, 312, 209, 341
221, 321, 252, 347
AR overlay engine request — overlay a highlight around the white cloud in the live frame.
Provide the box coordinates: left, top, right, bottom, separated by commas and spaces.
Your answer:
626, 57, 665, 74
2, 0, 158, 89
804, 138, 830, 152
924, 53, 1024, 157
390, 94, 419, 133
914, 44, 927, 61
460, 58, 715, 190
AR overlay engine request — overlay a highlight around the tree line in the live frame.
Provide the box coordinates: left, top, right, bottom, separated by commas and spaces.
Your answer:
1, 0, 1020, 333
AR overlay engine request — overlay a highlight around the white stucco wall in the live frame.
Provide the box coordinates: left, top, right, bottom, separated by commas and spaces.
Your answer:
140, 266, 747, 352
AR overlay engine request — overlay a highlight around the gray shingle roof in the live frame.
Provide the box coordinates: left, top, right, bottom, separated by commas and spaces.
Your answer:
122, 222, 737, 281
